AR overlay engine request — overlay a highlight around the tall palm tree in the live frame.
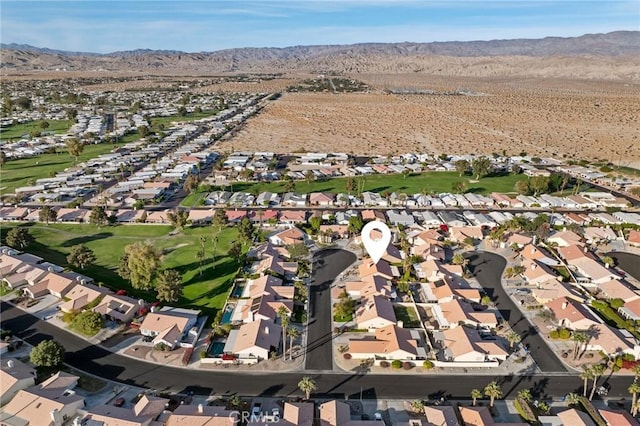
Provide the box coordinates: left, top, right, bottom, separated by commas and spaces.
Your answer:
572, 331, 588, 360
277, 306, 289, 360
633, 364, 640, 381
629, 381, 640, 416
471, 389, 482, 406
580, 365, 593, 397
589, 363, 607, 400
483, 381, 502, 408
298, 376, 316, 400
287, 327, 300, 361
506, 331, 521, 351
565, 392, 581, 407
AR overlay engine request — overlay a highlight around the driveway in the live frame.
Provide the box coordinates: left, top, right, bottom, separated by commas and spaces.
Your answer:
305, 249, 356, 371
466, 251, 567, 372
608, 251, 640, 282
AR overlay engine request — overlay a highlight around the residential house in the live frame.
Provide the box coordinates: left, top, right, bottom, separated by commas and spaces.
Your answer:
225, 210, 248, 224
387, 210, 415, 227
424, 406, 460, 426
93, 294, 142, 323
282, 192, 307, 207
3, 263, 49, 290
278, 211, 307, 226
227, 318, 281, 360
439, 299, 498, 330
436, 326, 508, 363
355, 295, 397, 329
583, 227, 617, 245
140, 307, 200, 349
570, 257, 621, 285
599, 408, 638, 426
60, 283, 110, 313
166, 404, 238, 426
0, 372, 84, 426
522, 260, 559, 287
520, 244, 559, 266
531, 280, 580, 305
0, 359, 36, 406
84, 394, 170, 426
599, 280, 640, 303
319, 400, 379, 426
188, 209, 215, 225
358, 259, 395, 281
348, 324, 425, 360
545, 297, 600, 330
309, 192, 335, 206
277, 402, 314, 426
556, 408, 596, 426
547, 230, 584, 247
269, 227, 306, 246
361, 210, 387, 222
23, 271, 76, 299
450, 227, 484, 244
345, 275, 395, 300
628, 230, 640, 247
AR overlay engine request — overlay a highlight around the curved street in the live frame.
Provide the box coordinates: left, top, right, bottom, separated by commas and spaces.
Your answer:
3, 250, 640, 399
466, 251, 567, 372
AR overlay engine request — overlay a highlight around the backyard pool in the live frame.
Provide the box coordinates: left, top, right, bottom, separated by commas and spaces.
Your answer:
231, 282, 245, 298
209, 341, 226, 357
221, 304, 235, 324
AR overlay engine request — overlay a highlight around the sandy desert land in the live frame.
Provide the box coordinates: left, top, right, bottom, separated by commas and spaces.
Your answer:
216, 74, 640, 163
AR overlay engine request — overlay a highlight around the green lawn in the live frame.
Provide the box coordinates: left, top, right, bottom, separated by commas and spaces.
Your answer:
206, 171, 527, 197
0, 120, 71, 141
0, 143, 123, 196
180, 189, 208, 208
393, 305, 421, 328
0, 223, 241, 317
150, 110, 220, 131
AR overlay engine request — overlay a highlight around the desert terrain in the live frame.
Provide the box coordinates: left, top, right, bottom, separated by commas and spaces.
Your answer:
216, 74, 640, 163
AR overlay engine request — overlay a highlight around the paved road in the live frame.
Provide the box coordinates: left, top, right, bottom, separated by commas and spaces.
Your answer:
305, 249, 356, 371
466, 251, 568, 372
608, 251, 640, 282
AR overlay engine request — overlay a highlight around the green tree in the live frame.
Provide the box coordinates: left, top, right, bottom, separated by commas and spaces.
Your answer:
137, 125, 150, 138
472, 156, 492, 180
451, 253, 466, 266
629, 381, 640, 416
304, 170, 315, 184
348, 215, 364, 236
177, 106, 187, 116
156, 269, 183, 302
238, 217, 255, 245
284, 177, 296, 193
118, 241, 162, 290
602, 256, 615, 268
288, 326, 300, 360
39, 120, 50, 130
565, 392, 581, 406
65, 138, 84, 165
30, 340, 65, 367
515, 180, 531, 195
0, 151, 6, 166
483, 381, 502, 408
287, 243, 309, 260
452, 181, 467, 194
517, 388, 532, 402
572, 331, 589, 360
89, 206, 108, 227
530, 176, 550, 196
589, 363, 606, 400
454, 159, 470, 176
6, 227, 33, 250
71, 310, 104, 335
213, 209, 228, 231
278, 305, 290, 359
228, 240, 243, 260
67, 244, 96, 270
506, 331, 521, 351
471, 388, 482, 406
39, 205, 57, 225
580, 365, 593, 397
167, 209, 189, 230
309, 216, 321, 233
183, 174, 199, 193
297, 376, 317, 400
345, 177, 355, 196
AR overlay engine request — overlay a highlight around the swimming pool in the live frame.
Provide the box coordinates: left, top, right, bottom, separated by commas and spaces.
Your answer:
221, 304, 235, 324
231, 282, 245, 298
209, 341, 225, 357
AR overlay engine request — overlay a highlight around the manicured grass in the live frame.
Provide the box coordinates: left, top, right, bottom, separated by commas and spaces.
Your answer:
208, 171, 527, 197
393, 305, 421, 328
333, 313, 353, 322
180, 189, 207, 208
0, 223, 241, 317
0, 120, 71, 141
150, 110, 219, 131
0, 143, 122, 196
590, 300, 640, 339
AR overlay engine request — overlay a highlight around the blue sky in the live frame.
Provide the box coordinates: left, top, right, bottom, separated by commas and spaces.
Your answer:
2, 1, 638, 53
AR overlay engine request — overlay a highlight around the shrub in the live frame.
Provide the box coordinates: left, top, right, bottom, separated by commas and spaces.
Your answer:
199, 350, 208, 359
391, 360, 403, 369
30, 340, 65, 367
343, 353, 352, 360
577, 396, 607, 426
403, 361, 414, 370
379, 361, 390, 368
622, 353, 636, 362
70, 310, 104, 336
513, 398, 536, 423
549, 327, 571, 340
423, 360, 435, 369
154, 342, 170, 352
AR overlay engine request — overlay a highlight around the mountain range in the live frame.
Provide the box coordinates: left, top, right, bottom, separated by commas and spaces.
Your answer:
2, 31, 639, 74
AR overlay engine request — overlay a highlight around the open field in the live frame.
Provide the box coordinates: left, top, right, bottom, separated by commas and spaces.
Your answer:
188, 171, 527, 206
0, 120, 71, 141
0, 224, 241, 316
216, 76, 640, 162
0, 143, 120, 196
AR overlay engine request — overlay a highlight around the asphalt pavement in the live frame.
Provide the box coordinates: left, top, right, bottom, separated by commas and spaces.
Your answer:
466, 251, 568, 372
305, 249, 356, 371
608, 251, 640, 282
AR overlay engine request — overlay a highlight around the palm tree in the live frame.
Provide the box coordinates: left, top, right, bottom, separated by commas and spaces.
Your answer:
589, 363, 607, 400
633, 364, 640, 380
471, 389, 482, 406
565, 392, 581, 406
517, 389, 532, 402
287, 327, 300, 360
572, 331, 588, 360
298, 376, 316, 400
629, 381, 640, 416
506, 331, 521, 351
580, 365, 593, 397
277, 306, 289, 360
483, 381, 502, 408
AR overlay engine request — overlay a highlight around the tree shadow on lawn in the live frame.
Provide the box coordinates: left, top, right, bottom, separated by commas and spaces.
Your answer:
61, 232, 113, 247
179, 258, 240, 287
365, 186, 391, 193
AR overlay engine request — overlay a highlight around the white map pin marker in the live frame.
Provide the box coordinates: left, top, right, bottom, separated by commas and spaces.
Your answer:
361, 221, 392, 264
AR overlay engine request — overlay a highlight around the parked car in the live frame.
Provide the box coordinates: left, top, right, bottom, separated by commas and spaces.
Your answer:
251, 403, 262, 417
114, 398, 125, 407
